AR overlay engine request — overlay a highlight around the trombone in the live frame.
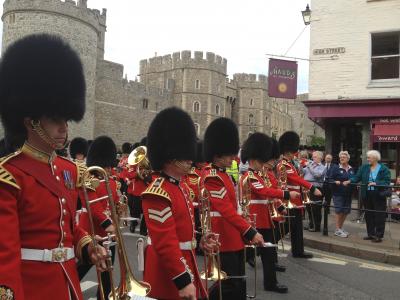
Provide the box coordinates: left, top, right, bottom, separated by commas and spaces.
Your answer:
238, 175, 258, 299
82, 166, 151, 299
199, 186, 227, 300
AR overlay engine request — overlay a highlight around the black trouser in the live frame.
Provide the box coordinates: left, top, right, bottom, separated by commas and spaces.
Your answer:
258, 228, 279, 288
288, 208, 305, 256
209, 249, 246, 300
364, 191, 387, 238
78, 245, 116, 300
323, 183, 332, 214
129, 195, 148, 235
306, 187, 323, 230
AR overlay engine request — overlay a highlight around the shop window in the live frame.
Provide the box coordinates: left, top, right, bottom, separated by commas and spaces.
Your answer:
371, 32, 400, 80
193, 101, 201, 112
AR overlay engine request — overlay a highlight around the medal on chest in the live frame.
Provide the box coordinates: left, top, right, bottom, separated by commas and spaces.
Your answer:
62, 170, 75, 190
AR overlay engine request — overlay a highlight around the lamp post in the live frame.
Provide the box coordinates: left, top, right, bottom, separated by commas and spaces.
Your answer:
302, 4, 312, 25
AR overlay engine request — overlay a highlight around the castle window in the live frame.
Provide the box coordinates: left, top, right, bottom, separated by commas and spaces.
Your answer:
215, 104, 220, 115
142, 98, 149, 109
194, 123, 200, 136
265, 116, 268, 125
248, 114, 255, 125
193, 101, 201, 113
195, 80, 201, 89
250, 98, 254, 106
9, 14, 16, 24
155, 102, 159, 111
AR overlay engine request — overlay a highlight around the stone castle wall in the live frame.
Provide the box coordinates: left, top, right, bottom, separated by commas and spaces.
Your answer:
1, 0, 106, 139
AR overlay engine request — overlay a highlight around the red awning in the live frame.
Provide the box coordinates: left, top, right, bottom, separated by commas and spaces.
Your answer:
373, 124, 400, 143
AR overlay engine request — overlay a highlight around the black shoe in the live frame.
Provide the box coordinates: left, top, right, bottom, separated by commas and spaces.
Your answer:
363, 236, 375, 240
371, 237, 382, 243
264, 283, 288, 293
275, 264, 286, 272
246, 259, 255, 268
293, 252, 313, 259
129, 223, 136, 233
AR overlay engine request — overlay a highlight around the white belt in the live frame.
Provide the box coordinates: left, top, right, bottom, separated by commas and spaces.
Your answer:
210, 211, 221, 217
287, 185, 300, 190
81, 208, 88, 213
21, 247, 75, 263
250, 200, 269, 205
147, 237, 197, 250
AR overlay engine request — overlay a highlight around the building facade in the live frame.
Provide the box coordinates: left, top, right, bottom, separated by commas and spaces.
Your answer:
305, 0, 400, 178
0, 0, 321, 149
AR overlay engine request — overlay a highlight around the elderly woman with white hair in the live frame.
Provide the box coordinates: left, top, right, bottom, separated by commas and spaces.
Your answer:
344, 150, 391, 243
330, 151, 355, 238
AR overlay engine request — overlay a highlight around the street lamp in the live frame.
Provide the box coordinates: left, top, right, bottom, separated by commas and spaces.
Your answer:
302, 4, 312, 25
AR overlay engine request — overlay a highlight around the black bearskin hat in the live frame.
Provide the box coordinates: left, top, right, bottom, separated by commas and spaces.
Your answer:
140, 137, 147, 146
241, 132, 272, 163
86, 136, 117, 168
121, 142, 132, 154
271, 138, 280, 160
203, 117, 239, 162
0, 34, 86, 137
69, 137, 88, 159
147, 107, 196, 171
279, 131, 300, 154
195, 140, 204, 164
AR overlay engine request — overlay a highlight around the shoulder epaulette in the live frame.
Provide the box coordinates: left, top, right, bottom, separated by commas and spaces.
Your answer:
0, 151, 21, 190
75, 162, 87, 188
142, 177, 171, 202
204, 168, 223, 182
247, 170, 258, 181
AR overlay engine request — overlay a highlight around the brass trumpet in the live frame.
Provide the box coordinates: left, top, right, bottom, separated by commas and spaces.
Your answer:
199, 187, 227, 300
82, 166, 151, 299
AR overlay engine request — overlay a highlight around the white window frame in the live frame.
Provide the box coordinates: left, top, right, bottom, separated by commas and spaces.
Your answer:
369, 31, 400, 84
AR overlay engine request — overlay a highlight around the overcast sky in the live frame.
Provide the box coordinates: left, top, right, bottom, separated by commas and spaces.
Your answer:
0, 0, 311, 92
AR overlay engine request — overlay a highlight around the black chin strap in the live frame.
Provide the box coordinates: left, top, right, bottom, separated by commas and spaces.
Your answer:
31, 120, 68, 150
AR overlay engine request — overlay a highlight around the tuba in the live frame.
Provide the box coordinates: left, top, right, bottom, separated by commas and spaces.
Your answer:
128, 146, 151, 181
199, 186, 227, 300
82, 166, 151, 299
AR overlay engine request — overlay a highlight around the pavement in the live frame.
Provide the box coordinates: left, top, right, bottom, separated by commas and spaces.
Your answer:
302, 201, 400, 266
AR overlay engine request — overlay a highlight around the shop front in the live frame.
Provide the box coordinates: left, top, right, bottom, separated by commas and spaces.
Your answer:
304, 98, 400, 178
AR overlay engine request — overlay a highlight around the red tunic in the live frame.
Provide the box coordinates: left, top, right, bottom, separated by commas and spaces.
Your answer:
142, 174, 207, 300
240, 170, 289, 229
276, 158, 313, 207
184, 167, 202, 204
202, 165, 256, 252
78, 178, 119, 237
0, 144, 91, 300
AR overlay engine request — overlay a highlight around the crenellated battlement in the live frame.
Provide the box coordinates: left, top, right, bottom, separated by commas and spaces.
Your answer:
233, 73, 268, 89
140, 50, 227, 75
2, 0, 107, 33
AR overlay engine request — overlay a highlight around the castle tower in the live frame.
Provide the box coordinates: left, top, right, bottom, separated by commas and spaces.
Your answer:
233, 74, 272, 142
139, 51, 228, 137
1, 0, 107, 139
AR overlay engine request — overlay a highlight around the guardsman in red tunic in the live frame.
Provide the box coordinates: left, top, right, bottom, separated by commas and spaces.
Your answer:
184, 140, 206, 254
202, 118, 265, 300
142, 107, 214, 300
276, 131, 322, 258
126, 138, 151, 235
240, 133, 301, 293
77, 136, 120, 299
0, 34, 107, 300
117, 142, 132, 195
